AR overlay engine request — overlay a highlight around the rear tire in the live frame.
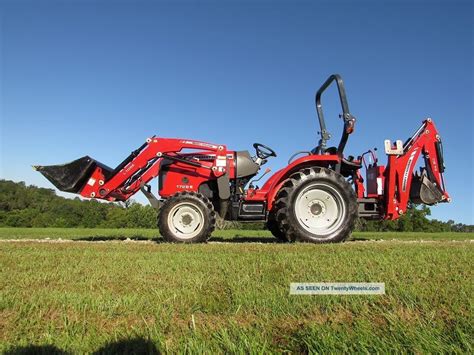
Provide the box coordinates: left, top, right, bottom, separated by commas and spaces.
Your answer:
274, 167, 357, 243
158, 192, 216, 243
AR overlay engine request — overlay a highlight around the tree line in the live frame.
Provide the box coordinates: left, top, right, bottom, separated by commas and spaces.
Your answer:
0, 180, 472, 232
0, 180, 157, 228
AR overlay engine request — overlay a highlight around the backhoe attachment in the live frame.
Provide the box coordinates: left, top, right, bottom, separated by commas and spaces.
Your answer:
383, 118, 449, 219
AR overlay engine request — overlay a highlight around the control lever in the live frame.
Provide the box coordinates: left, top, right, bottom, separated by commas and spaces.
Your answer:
249, 168, 271, 189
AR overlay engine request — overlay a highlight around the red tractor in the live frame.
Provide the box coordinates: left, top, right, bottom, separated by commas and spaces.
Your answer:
35, 75, 450, 243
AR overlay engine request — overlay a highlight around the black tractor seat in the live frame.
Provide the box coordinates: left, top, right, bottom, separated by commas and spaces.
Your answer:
340, 156, 362, 177
341, 156, 362, 170
318, 146, 362, 169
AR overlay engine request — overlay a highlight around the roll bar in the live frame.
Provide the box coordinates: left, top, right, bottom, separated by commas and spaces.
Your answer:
314, 74, 356, 155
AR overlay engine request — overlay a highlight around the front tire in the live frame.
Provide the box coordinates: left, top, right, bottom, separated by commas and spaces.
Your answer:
274, 167, 358, 243
158, 192, 216, 243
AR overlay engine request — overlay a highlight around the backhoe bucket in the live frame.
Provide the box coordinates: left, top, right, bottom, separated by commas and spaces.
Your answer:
34, 156, 108, 193
410, 170, 445, 205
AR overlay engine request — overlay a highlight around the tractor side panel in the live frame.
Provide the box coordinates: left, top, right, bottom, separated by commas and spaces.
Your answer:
158, 162, 215, 198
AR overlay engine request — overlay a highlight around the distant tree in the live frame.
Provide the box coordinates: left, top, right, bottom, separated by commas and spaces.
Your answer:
354, 202, 472, 233
3, 209, 37, 227
103, 208, 129, 228
125, 203, 157, 228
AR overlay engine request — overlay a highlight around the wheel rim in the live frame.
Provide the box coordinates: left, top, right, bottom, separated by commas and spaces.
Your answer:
294, 182, 346, 237
167, 202, 204, 239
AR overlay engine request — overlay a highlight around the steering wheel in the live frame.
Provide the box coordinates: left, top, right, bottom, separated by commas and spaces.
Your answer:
253, 143, 277, 159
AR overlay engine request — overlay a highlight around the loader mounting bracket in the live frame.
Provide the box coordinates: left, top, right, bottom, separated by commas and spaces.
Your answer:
140, 184, 162, 211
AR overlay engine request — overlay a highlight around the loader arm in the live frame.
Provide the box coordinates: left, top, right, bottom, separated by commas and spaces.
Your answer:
383, 118, 450, 219
37, 138, 229, 202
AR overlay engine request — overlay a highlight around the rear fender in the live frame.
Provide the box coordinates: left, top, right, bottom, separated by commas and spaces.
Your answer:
245, 154, 340, 210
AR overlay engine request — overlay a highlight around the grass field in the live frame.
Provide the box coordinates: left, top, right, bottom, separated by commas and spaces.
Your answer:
1, 228, 473, 353
0, 227, 473, 241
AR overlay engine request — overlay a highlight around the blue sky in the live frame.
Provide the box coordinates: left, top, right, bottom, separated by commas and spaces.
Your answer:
0, 0, 472, 223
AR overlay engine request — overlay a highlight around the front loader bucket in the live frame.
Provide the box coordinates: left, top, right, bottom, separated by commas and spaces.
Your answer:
34, 156, 110, 193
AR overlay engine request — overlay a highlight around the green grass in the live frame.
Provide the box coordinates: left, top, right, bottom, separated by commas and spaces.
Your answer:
0, 229, 473, 353
0, 227, 472, 241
